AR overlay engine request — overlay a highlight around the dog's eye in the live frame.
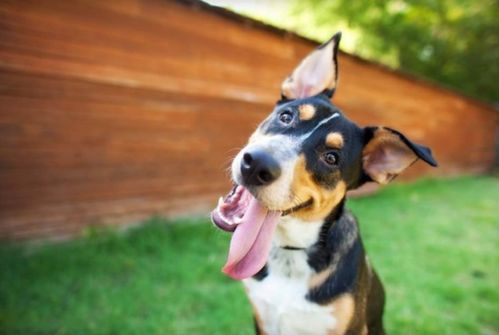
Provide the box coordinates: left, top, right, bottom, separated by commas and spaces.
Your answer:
279, 110, 294, 125
323, 151, 339, 166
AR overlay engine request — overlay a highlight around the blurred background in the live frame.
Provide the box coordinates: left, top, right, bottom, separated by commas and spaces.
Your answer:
0, 0, 497, 334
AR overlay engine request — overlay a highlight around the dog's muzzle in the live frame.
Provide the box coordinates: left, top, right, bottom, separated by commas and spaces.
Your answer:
240, 149, 281, 186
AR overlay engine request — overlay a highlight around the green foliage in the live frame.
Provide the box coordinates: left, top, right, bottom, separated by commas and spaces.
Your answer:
289, 0, 499, 103
0, 177, 498, 334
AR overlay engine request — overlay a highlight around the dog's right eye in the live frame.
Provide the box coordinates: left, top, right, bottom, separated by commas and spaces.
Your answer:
279, 110, 294, 125
322, 151, 339, 166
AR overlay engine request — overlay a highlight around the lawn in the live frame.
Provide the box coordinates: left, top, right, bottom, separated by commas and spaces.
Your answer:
0, 177, 498, 335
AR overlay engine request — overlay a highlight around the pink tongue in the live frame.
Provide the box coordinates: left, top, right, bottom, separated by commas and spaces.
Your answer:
222, 195, 280, 280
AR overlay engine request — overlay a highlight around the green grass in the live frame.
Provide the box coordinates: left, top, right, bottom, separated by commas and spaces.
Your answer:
0, 177, 498, 335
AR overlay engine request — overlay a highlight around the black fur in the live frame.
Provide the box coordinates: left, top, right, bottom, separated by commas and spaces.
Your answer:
307, 209, 363, 304
252, 264, 268, 281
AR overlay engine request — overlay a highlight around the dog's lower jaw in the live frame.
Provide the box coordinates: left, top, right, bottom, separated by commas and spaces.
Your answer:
248, 197, 346, 262
281, 198, 313, 216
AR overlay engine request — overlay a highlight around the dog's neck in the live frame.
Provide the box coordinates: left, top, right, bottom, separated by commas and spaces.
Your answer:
255, 199, 361, 285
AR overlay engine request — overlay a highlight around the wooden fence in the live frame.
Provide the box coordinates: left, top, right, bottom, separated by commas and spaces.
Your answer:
0, 0, 496, 239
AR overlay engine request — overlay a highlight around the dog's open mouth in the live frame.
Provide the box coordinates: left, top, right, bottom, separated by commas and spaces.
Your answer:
211, 185, 312, 280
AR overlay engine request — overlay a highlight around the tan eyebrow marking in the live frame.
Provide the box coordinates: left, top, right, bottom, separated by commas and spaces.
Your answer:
325, 132, 344, 148
298, 104, 316, 120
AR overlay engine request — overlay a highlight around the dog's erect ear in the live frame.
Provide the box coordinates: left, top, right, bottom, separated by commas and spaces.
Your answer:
362, 127, 437, 184
281, 32, 341, 100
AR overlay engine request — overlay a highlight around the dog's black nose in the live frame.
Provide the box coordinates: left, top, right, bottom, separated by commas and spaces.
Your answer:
240, 149, 281, 186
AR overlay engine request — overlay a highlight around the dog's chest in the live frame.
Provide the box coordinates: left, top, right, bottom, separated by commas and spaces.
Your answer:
243, 218, 338, 335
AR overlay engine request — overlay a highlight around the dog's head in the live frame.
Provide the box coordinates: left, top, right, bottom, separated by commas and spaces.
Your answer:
212, 33, 437, 279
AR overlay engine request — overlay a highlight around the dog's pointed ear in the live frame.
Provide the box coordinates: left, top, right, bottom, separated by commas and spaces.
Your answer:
362, 127, 437, 184
281, 32, 341, 100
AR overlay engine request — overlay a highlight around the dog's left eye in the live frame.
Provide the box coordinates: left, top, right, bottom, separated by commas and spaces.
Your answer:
279, 110, 294, 125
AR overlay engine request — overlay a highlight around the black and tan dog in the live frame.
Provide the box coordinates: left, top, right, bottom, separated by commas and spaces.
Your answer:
211, 32, 437, 335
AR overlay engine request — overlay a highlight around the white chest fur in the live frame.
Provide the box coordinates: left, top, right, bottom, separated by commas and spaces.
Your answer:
243, 217, 338, 335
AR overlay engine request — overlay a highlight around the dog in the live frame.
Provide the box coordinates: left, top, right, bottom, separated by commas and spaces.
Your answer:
211, 32, 437, 335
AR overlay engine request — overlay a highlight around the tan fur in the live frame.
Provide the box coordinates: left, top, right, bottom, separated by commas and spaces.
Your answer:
253, 308, 268, 335
327, 294, 355, 335
299, 104, 316, 120
281, 77, 295, 99
309, 267, 335, 289
363, 127, 417, 184
290, 155, 346, 221
325, 132, 344, 149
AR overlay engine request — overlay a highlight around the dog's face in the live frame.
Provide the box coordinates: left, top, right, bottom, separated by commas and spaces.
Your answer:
230, 33, 437, 221
231, 96, 362, 221
213, 32, 436, 279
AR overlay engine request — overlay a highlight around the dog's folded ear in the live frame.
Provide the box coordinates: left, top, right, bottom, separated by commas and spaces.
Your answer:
281, 32, 341, 100
362, 127, 437, 184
